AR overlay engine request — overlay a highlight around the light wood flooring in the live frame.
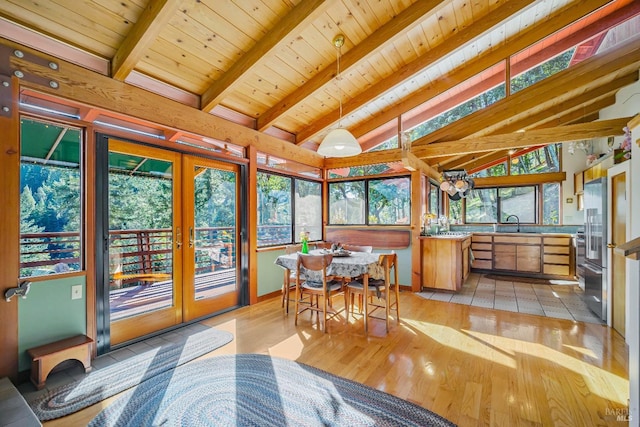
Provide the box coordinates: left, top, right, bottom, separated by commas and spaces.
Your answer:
41, 273, 629, 426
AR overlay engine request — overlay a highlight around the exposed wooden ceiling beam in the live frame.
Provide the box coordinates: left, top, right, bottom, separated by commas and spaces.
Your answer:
256, 0, 445, 132
412, 35, 640, 147
295, 0, 538, 144
414, 118, 631, 158
481, 72, 637, 135
200, 0, 328, 113
473, 172, 567, 187
443, 150, 511, 174
4, 38, 324, 168
346, 0, 613, 143
433, 87, 621, 170
324, 149, 401, 169
111, 0, 181, 81
401, 151, 440, 181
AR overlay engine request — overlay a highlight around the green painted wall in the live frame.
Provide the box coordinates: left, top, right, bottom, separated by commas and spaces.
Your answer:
18, 276, 86, 372
257, 250, 286, 297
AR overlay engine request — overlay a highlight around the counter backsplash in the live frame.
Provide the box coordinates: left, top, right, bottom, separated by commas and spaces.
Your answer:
450, 224, 582, 235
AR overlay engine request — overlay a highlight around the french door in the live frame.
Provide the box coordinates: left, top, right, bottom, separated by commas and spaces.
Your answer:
99, 136, 241, 349
182, 155, 240, 321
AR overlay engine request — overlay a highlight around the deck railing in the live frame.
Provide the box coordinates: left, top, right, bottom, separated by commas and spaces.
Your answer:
20, 227, 238, 286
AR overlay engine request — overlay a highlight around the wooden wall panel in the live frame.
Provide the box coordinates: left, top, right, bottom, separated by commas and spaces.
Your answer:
325, 228, 410, 249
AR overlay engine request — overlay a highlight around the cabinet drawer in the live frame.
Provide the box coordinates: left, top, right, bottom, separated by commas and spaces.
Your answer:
472, 260, 492, 269
472, 234, 492, 243
494, 235, 541, 244
544, 254, 570, 265
473, 250, 492, 260
472, 243, 492, 251
544, 245, 570, 254
544, 237, 570, 246
544, 264, 570, 275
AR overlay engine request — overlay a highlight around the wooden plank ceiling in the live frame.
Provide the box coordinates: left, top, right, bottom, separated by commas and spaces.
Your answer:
1, 0, 639, 172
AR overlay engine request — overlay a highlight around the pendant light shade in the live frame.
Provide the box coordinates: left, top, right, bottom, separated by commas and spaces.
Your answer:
317, 34, 362, 158
317, 128, 361, 157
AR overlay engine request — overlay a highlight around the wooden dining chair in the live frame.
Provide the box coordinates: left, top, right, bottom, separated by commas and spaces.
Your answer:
342, 244, 373, 253
345, 253, 400, 332
281, 244, 302, 313
294, 253, 344, 333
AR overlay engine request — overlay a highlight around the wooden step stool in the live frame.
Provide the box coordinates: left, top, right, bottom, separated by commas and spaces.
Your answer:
27, 335, 93, 390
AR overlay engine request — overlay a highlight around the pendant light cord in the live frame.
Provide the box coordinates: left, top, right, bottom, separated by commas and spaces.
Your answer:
334, 37, 344, 128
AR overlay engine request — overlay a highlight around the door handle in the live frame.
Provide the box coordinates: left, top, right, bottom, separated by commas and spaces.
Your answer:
189, 227, 194, 248
176, 227, 182, 249
607, 243, 616, 249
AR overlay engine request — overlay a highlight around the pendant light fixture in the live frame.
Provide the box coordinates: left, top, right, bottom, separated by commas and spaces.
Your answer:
317, 34, 362, 157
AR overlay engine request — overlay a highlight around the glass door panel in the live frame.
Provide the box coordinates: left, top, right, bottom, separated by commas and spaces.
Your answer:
108, 139, 182, 345
183, 156, 240, 321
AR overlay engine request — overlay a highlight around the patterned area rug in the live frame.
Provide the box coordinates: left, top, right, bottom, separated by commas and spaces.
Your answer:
28, 326, 233, 421
90, 354, 456, 427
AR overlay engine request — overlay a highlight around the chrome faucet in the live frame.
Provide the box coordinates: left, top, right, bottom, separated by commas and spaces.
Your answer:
505, 214, 520, 232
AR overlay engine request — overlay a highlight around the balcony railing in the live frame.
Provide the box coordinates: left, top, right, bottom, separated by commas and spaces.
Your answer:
20, 227, 237, 286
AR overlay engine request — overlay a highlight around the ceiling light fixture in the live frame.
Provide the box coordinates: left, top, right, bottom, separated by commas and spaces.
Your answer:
317, 34, 362, 158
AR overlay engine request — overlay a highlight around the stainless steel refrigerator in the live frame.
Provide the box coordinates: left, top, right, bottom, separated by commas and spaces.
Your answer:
583, 177, 607, 321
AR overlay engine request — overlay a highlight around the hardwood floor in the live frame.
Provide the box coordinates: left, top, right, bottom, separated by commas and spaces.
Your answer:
45, 273, 628, 426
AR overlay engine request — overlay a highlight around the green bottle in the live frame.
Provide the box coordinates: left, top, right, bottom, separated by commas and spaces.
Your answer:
301, 239, 309, 254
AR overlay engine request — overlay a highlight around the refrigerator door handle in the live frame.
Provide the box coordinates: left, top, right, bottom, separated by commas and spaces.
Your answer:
584, 262, 602, 275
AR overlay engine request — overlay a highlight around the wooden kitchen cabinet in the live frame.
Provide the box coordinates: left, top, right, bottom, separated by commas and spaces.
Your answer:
471, 233, 573, 278
492, 235, 542, 273
471, 234, 493, 270
543, 236, 572, 276
574, 171, 584, 195
420, 235, 471, 291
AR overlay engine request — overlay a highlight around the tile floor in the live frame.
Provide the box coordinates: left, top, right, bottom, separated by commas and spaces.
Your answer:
418, 273, 604, 324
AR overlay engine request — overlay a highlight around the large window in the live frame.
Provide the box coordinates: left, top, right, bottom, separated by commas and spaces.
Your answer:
329, 181, 365, 224
510, 145, 560, 175
465, 189, 497, 223
20, 117, 83, 278
499, 187, 536, 223
257, 171, 322, 247
329, 176, 411, 225
462, 186, 543, 224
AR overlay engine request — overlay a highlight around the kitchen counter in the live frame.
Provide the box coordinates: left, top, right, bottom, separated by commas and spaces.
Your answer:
420, 234, 471, 291
419, 233, 472, 241
472, 232, 572, 237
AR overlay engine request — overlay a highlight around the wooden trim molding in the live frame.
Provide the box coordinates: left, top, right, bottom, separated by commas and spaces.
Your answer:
0, 77, 20, 379
628, 113, 640, 131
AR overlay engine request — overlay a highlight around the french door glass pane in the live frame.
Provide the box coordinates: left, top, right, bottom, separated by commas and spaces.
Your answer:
108, 153, 174, 321
193, 166, 237, 300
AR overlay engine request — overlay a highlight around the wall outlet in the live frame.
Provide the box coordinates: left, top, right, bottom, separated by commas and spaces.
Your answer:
71, 284, 83, 300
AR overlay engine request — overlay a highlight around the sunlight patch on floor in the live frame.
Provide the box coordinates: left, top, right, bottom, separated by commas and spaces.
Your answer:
463, 329, 628, 405
402, 318, 516, 368
268, 333, 307, 359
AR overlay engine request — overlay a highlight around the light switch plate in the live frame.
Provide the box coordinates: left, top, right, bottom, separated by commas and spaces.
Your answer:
71, 284, 82, 300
